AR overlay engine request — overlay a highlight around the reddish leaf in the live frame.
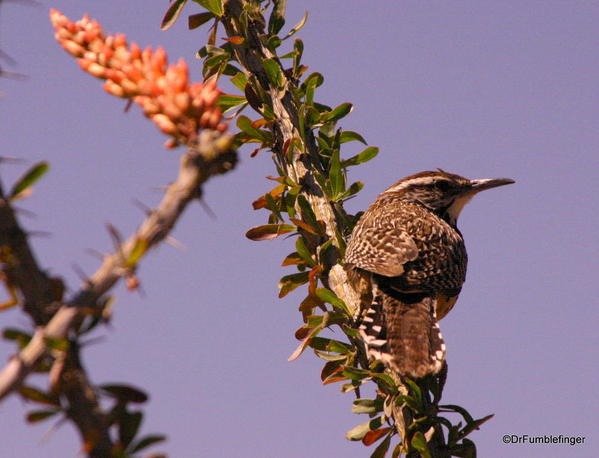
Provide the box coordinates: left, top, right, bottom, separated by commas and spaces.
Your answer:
289, 217, 319, 235
278, 272, 309, 298
281, 252, 304, 266
294, 326, 311, 340
246, 224, 295, 241
288, 325, 322, 361
323, 376, 349, 386
26, 409, 60, 423
223, 35, 245, 45
363, 428, 392, 446
321, 362, 343, 381
308, 265, 321, 295
252, 184, 286, 209
298, 294, 325, 313
252, 118, 269, 128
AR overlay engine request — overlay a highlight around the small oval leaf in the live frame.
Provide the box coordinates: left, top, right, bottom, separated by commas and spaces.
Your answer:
245, 224, 295, 241
9, 161, 49, 200
161, 0, 189, 30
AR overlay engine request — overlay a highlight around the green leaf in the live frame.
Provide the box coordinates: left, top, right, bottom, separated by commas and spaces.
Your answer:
119, 411, 143, 448
302, 72, 324, 103
370, 434, 392, 458
315, 288, 350, 315
3, 328, 31, 344
339, 181, 364, 200
313, 350, 347, 361
43, 336, 69, 351
18, 386, 60, 406
440, 404, 475, 425
26, 409, 60, 424
236, 115, 270, 142
342, 146, 379, 167
278, 272, 309, 298
339, 130, 367, 144
268, 0, 286, 35
458, 414, 494, 441
293, 39, 304, 76
371, 373, 398, 393
217, 94, 247, 113
302, 71, 324, 87
321, 102, 353, 123
230, 72, 248, 91
345, 417, 383, 441
188, 11, 214, 29
447, 438, 477, 458
329, 148, 345, 200
246, 223, 295, 241
295, 237, 316, 266
404, 378, 423, 410
263, 58, 284, 89
411, 431, 432, 458
266, 35, 282, 51
343, 366, 371, 380
100, 384, 148, 404
192, 0, 224, 17
296, 195, 321, 234
9, 161, 49, 200
130, 434, 167, 453
283, 11, 308, 40
352, 398, 383, 415
161, 0, 189, 30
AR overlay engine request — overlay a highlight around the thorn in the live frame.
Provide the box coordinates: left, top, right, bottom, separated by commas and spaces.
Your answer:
10, 205, 37, 218
85, 248, 105, 260
165, 235, 187, 250
105, 223, 123, 246
0, 156, 27, 165
132, 198, 152, 216
0, 70, 27, 80
198, 198, 216, 219
71, 264, 92, 288
27, 230, 52, 238
79, 336, 107, 348
105, 223, 125, 262
0, 49, 17, 65
150, 185, 168, 193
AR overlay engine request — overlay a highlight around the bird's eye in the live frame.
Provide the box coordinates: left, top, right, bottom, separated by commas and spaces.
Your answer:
437, 181, 450, 192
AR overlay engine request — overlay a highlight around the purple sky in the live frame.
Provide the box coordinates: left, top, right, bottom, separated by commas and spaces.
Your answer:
1, 1, 597, 457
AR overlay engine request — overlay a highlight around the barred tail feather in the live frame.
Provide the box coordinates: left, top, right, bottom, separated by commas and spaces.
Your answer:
359, 284, 445, 378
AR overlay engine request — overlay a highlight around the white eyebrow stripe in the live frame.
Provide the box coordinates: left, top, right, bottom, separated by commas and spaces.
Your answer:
385, 176, 439, 192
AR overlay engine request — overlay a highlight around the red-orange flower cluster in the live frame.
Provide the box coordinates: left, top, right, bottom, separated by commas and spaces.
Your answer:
49, 9, 227, 148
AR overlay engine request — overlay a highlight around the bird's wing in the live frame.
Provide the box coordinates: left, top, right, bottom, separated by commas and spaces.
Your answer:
345, 197, 420, 277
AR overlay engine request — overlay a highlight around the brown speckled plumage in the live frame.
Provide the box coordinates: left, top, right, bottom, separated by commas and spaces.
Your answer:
345, 170, 513, 378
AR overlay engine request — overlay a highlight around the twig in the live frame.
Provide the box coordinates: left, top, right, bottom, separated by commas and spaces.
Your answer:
0, 130, 235, 401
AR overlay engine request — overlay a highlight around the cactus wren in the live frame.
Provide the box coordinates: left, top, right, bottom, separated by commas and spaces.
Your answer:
344, 170, 513, 378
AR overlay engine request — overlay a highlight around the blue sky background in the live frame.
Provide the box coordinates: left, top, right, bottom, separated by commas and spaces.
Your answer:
0, 1, 597, 457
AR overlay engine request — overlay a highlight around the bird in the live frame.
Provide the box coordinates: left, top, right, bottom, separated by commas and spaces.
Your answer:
344, 170, 514, 378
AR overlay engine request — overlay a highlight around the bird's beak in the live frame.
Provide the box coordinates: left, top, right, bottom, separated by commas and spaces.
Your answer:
469, 177, 515, 193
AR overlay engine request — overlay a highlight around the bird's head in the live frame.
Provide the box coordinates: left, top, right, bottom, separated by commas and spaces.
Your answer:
383, 169, 514, 225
